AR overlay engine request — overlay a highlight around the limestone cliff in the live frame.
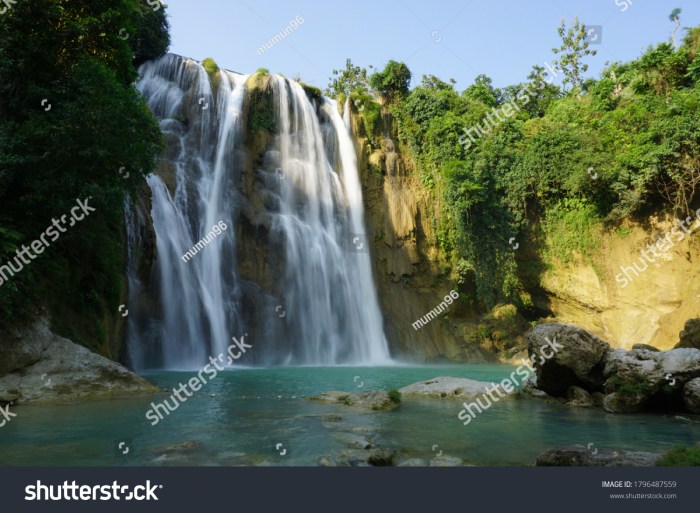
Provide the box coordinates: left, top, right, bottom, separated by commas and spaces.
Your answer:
536, 215, 700, 350
346, 105, 518, 363
346, 103, 699, 359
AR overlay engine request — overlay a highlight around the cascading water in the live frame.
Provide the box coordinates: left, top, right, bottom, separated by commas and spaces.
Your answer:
127, 54, 390, 369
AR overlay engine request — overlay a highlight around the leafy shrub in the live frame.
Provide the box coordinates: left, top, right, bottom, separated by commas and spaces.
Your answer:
388, 389, 402, 404
657, 446, 700, 466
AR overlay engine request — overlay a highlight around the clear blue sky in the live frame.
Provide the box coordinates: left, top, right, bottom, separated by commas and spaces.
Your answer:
165, 0, 700, 91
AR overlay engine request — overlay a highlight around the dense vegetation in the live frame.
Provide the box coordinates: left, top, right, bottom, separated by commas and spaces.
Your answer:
329, 15, 700, 311
0, 0, 169, 351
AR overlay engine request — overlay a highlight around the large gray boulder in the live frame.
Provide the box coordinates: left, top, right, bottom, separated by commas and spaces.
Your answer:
536, 447, 661, 467
0, 317, 158, 404
526, 323, 610, 396
683, 378, 700, 413
676, 318, 700, 349
602, 347, 700, 412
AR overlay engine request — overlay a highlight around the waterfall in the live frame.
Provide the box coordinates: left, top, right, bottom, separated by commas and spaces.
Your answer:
128, 54, 390, 369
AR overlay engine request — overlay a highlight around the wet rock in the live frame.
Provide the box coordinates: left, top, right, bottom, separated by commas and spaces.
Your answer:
602, 392, 646, 413
429, 455, 463, 466
343, 390, 398, 410
332, 432, 374, 450
368, 448, 398, 466
567, 386, 594, 407
149, 440, 202, 455
399, 376, 499, 401
310, 390, 398, 411
536, 447, 660, 466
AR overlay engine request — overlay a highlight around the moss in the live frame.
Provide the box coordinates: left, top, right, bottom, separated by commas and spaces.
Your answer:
657, 446, 700, 466
299, 81, 323, 103
201, 57, 221, 93
248, 87, 275, 133
607, 376, 651, 396
202, 57, 219, 75
388, 389, 402, 404
256, 67, 270, 76
543, 198, 601, 265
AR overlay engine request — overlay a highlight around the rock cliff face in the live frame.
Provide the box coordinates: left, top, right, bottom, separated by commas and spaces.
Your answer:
346, 107, 498, 363
537, 215, 700, 350
348, 105, 700, 358
128, 75, 699, 363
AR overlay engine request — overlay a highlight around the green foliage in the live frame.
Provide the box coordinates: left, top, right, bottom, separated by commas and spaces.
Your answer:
657, 446, 700, 466
374, 21, 700, 311
388, 389, 402, 404
132, 1, 171, 66
369, 61, 411, 103
543, 199, 601, 263
463, 74, 500, 107
0, 0, 168, 338
552, 17, 598, 95
202, 58, 220, 75
299, 82, 323, 102
350, 90, 381, 142
256, 67, 270, 76
325, 58, 370, 98
248, 88, 276, 133
607, 376, 651, 396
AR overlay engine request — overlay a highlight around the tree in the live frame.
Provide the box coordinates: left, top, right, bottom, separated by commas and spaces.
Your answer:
369, 60, 412, 103
325, 58, 370, 98
0, 0, 168, 337
552, 17, 598, 95
463, 74, 500, 107
669, 8, 682, 50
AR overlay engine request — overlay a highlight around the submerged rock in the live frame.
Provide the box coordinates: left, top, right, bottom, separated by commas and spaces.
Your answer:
149, 440, 202, 455
536, 447, 661, 467
309, 390, 399, 410
398, 376, 499, 400
368, 448, 398, 466
0, 317, 158, 404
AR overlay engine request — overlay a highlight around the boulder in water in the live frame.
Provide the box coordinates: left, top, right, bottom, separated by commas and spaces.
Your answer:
526, 323, 609, 396
398, 376, 500, 400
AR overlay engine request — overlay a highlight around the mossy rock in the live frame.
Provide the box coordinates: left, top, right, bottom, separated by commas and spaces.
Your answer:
202, 57, 219, 75
299, 82, 323, 103
245, 70, 273, 92
201, 57, 221, 94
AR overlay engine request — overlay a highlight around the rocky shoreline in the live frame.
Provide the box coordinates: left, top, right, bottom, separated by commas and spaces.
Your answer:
0, 317, 158, 405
